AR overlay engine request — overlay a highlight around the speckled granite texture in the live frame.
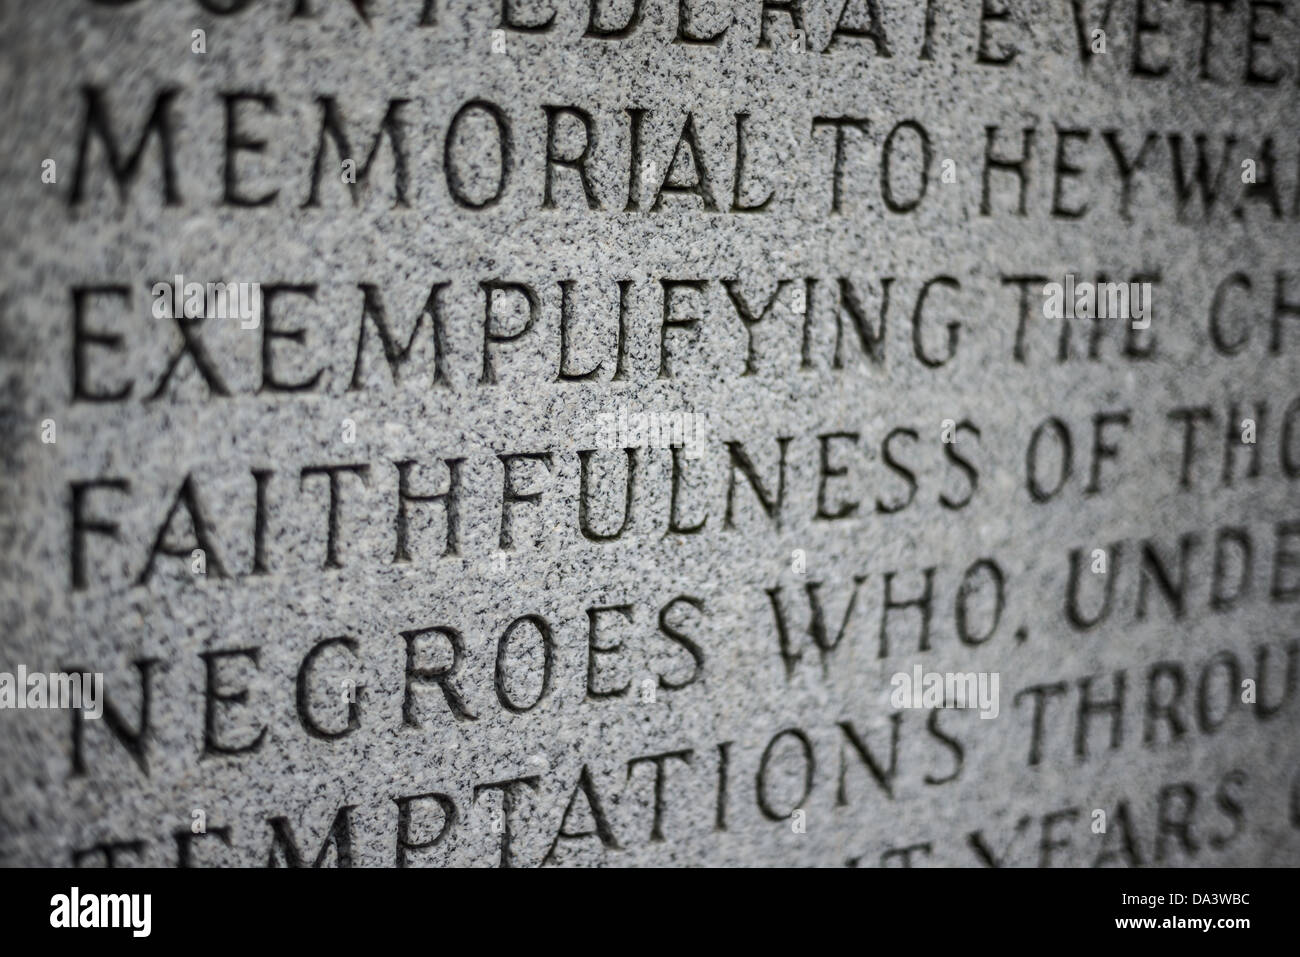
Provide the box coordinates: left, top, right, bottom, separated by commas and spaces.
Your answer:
0, 0, 1297, 866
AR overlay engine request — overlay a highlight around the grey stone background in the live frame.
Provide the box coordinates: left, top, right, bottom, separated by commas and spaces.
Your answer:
0, 0, 1297, 866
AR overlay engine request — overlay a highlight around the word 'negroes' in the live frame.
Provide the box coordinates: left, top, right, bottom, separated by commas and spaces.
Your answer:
67, 594, 707, 774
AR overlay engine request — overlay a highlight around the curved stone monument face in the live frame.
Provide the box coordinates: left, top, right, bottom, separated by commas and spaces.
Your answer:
0, 0, 1297, 868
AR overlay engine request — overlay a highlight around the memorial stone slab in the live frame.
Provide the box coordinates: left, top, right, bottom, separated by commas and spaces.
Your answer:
0, 0, 1298, 867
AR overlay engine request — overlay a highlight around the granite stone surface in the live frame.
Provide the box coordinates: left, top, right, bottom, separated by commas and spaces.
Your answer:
0, 0, 1298, 867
